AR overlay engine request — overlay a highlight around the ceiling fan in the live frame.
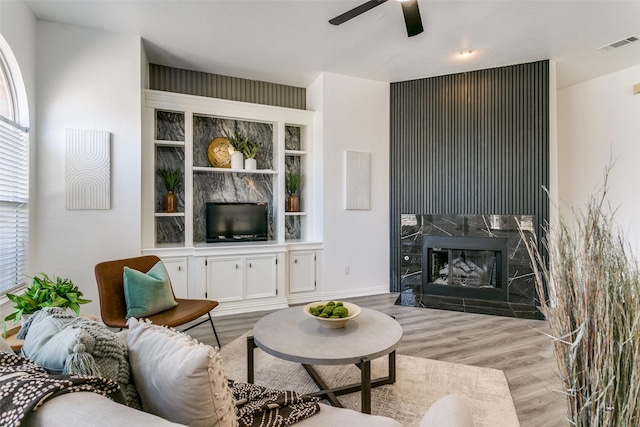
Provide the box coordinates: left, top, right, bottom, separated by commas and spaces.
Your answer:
329, 0, 424, 38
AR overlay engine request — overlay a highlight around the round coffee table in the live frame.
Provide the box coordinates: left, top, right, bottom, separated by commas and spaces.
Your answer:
247, 305, 403, 414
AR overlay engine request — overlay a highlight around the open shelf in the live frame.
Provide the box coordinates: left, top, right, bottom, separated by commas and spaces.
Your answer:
193, 166, 277, 175
285, 212, 307, 216
284, 150, 307, 156
155, 212, 185, 217
155, 139, 185, 147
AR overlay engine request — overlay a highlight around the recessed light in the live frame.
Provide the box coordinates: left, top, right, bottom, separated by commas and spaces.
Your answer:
459, 50, 473, 57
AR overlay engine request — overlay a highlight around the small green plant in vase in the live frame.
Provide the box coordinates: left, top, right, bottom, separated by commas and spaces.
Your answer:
286, 171, 304, 212
157, 168, 181, 213
242, 140, 259, 170
227, 132, 248, 170
4, 273, 91, 324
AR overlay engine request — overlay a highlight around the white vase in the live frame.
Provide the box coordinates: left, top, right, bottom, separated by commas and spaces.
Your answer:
244, 158, 257, 170
231, 151, 244, 170
21, 313, 32, 326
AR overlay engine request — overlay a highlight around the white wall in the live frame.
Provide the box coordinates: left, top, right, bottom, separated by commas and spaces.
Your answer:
558, 64, 640, 252
35, 22, 143, 315
308, 73, 391, 298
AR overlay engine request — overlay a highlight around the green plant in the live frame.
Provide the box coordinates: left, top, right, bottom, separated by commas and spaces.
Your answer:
4, 274, 92, 322
226, 131, 249, 153
522, 168, 640, 426
242, 140, 259, 159
286, 171, 304, 195
157, 168, 181, 192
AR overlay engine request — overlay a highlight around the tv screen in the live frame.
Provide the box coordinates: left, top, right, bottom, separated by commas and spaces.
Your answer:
205, 202, 268, 243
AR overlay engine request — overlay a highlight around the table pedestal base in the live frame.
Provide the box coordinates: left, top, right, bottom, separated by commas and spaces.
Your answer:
247, 336, 396, 414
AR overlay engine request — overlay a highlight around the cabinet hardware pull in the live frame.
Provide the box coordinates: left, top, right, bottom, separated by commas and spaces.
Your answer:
249, 263, 252, 268
178, 266, 181, 271
294, 259, 298, 264
235, 264, 239, 269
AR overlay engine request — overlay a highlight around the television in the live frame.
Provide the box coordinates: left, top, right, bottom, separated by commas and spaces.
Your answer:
205, 202, 268, 243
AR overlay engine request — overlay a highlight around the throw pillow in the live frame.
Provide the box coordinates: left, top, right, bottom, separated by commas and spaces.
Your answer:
127, 318, 238, 427
123, 261, 177, 318
20, 309, 98, 375
20, 307, 142, 409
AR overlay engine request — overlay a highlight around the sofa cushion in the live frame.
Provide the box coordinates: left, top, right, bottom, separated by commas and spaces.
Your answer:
22, 392, 187, 427
123, 261, 177, 318
418, 394, 474, 427
294, 403, 402, 427
126, 318, 237, 427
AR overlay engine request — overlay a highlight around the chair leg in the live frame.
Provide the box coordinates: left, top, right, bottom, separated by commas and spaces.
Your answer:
208, 312, 221, 348
181, 313, 221, 348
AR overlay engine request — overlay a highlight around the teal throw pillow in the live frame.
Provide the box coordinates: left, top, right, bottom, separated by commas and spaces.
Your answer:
21, 314, 85, 374
123, 261, 177, 319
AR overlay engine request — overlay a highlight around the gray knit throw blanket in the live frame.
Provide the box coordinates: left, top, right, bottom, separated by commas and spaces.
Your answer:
19, 307, 141, 409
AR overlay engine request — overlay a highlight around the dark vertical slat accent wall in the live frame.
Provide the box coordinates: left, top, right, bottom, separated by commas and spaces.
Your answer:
149, 64, 306, 110
390, 60, 549, 292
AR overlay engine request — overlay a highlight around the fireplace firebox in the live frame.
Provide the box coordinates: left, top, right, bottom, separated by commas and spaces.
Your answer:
422, 236, 508, 301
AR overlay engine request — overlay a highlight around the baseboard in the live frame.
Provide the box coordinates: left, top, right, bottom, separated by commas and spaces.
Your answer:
317, 286, 391, 301
210, 298, 289, 317
286, 286, 391, 306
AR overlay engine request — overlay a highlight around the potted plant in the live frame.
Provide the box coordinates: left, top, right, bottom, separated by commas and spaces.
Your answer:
157, 168, 181, 213
522, 169, 640, 425
227, 132, 248, 170
286, 171, 304, 212
4, 273, 92, 323
242, 140, 259, 170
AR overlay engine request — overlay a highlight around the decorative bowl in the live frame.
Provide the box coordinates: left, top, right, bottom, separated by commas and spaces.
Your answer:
303, 301, 361, 329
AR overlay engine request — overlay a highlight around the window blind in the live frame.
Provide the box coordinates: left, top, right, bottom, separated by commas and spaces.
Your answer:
0, 116, 28, 294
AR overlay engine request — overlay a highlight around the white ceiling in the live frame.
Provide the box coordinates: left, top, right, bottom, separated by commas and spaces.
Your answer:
24, 0, 640, 89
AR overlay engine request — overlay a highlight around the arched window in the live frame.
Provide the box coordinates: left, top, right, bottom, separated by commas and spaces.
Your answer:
0, 41, 29, 295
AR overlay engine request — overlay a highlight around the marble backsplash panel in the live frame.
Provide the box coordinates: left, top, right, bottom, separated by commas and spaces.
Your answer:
156, 217, 184, 244
285, 126, 301, 151
156, 111, 184, 141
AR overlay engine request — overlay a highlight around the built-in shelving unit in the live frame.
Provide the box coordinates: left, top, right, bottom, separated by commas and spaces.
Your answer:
141, 90, 323, 315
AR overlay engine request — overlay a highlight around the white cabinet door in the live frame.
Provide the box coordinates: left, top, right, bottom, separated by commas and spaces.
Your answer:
245, 254, 277, 299
206, 257, 243, 302
289, 251, 316, 293
162, 257, 189, 299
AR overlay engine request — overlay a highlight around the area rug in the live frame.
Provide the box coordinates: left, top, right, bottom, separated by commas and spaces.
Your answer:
218, 332, 520, 427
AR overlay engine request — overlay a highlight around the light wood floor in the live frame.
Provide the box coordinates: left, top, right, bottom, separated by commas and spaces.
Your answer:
189, 293, 567, 427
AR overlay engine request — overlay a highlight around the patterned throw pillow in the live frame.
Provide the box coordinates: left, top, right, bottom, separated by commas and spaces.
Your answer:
123, 261, 178, 318
126, 318, 238, 427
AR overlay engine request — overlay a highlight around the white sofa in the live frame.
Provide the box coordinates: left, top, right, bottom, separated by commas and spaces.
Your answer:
0, 332, 473, 427
22, 390, 472, 427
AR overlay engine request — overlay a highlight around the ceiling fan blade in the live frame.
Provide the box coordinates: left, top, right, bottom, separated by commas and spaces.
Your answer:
401, 0, 424, 37
329, 0, 389, 26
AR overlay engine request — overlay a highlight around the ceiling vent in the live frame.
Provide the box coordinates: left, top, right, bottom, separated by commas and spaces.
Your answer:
599, 36, 639, 51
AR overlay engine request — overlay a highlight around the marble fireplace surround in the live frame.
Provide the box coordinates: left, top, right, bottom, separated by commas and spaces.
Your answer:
397, 214, 541, 319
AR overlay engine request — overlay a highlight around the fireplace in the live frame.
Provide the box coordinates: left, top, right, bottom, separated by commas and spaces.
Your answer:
422, 236, 508, 301
397, 214, 540, 319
